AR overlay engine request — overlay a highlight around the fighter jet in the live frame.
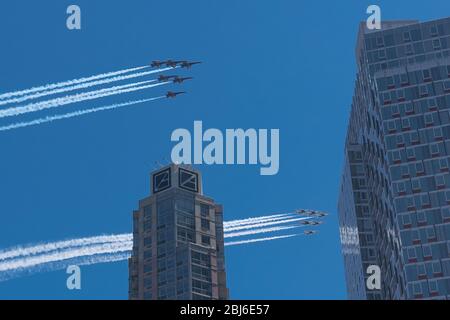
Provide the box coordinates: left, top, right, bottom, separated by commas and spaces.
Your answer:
173, 76, 193, 84
151, 60, 166, 68
304, 230, 318, 235
312, 212, 328, 218
180, 61, 201, 69
300, 220, 323, 226
158, 75, 177, 82
165, 60, 183, 68
166, 91, 186, 98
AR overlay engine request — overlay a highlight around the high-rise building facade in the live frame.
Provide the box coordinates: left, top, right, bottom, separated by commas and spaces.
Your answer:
339, 17, 450, 300
129, 164, 229, 300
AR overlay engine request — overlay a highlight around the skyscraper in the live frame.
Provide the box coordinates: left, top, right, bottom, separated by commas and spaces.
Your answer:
339, 17, 450, 300
128, 164, 229, 300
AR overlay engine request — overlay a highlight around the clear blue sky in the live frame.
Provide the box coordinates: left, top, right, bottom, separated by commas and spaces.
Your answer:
0, 0, 448, 300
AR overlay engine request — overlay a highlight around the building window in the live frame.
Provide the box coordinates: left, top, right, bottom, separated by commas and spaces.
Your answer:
433, 127, 443, 140
407, 247, 417, 261
419, 85, 429, 97
392, 150, 401, 163
401, 73, 410, 86
406, 148, 416, 161
376, 36, 384, 47
441, 207, 450, 221
410, 131, 419, 145
391, 104, 400, 117
444, 80, 450, 92
401, 165, 410, 178
201, 235, 210, 246
423, 244, 432, 259
424, 227, 436, 241
413, 283, 423, 297
421, 194, 430, 209
428, 98, 437, 111
433, 39, 441, 50
200, 204, 210, 218
144, 205, 152, 220
144, 236, 152, 247
397, 89, 405, 101
429, 280, 439, 296
415, 162, 425, 175
430, 143, 440, 157
440, 159, 449, 172
402, 214, 412, 227
402, 118, 411, 131
422, 69, 432, 82
430, 25, 438, 37
435, 175, 446, 189
424, 113, 434, 126
201, 218, 210, 231
405, 44, 414, 55
411, 179, 421, 193
417, 211, 427, 226
432, 262, 442, 277
404, 103, 414, 115
403, 31, 411, 42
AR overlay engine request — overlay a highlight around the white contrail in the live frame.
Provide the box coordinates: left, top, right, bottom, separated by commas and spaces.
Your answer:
0, 241, 133, 272
225, 225, 300, 238
0, 80, 168, 119
0, 234, 132, 261
0, 215, 304, 262
0, 97, 164, 132
225, 234, 300, 247
225, 217, 309, 232
223, 213, 294, 227
0, 66, 151, 101
0, 252, 132, 282
0, 232, 302, 282
0, 68, 173, 106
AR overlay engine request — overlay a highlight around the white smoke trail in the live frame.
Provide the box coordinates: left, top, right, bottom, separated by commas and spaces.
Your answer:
225, 234, 300, 247
223, 213, 294, 227
0, 252, 132, 282
0, 241, 133, 272
225, 217, 309, 232
0, 80, 168, 119
0, 234, 132, 261
0, 97, 164, 132
0, 68, 173, 106
0, 232, 303, 282
0, 66, 150, 101
224, 225, 300, 239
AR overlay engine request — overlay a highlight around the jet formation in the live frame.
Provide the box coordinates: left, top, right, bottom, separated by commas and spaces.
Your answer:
294, 209, 329, 236
151, 60, 201, 99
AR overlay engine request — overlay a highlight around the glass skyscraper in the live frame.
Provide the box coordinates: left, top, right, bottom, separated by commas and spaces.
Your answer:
339, 17, 450, 300
128, 164, 229, 300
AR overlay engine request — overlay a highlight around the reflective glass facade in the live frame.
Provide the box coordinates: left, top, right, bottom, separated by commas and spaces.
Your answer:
339, 17, 450, 300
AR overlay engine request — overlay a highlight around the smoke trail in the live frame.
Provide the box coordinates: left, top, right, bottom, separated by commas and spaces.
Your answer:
0, 80, 168, 119
0, 66, 151, 101
0, 97, 164, 132
225, 234, 300, 247
223, 213, 293, 227
0, 252, 131, 282
0, 234, 132, 261
224, 225, 300, 239
0, 241, 133, 272
0, 233, 302, 281
225, 217, 309, 232
0, 68, 173, 106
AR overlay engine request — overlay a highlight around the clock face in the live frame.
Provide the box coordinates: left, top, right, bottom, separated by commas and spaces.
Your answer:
178, 168, 198, 193
153, 168, 171, 193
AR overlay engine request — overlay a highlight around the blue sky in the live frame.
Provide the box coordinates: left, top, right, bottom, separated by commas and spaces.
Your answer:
0, 0, 448, 299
